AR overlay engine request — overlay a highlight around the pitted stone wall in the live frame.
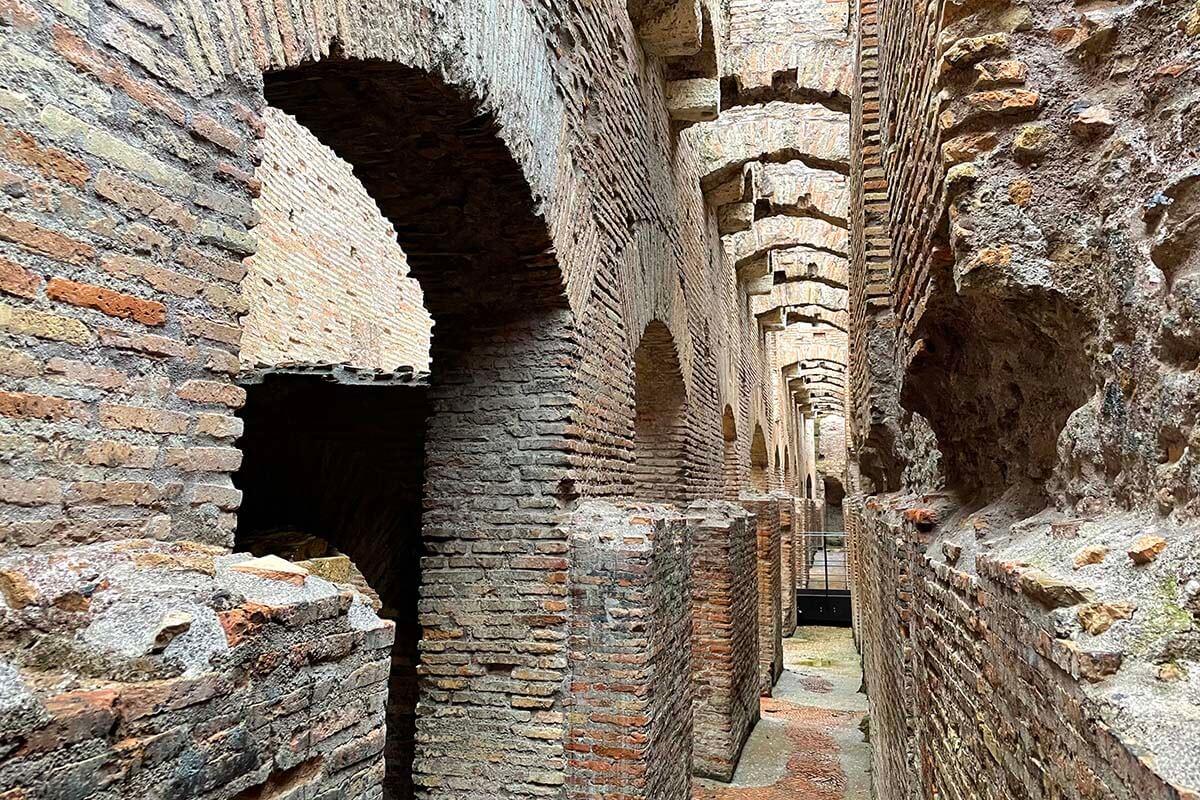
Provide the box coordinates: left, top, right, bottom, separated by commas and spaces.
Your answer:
0, 541, 393, 800
741, 496, 782, 696
565, 502, 693, 799
240, 107, 431, 372
687, 500, 759, 782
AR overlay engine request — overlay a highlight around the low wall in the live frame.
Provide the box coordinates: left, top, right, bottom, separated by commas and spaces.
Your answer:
0, 540, 393, 799
687, 500, 760, 782
852, 498, 1200, 800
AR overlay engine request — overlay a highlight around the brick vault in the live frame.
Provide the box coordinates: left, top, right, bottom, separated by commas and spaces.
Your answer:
0, 0, 1196, 799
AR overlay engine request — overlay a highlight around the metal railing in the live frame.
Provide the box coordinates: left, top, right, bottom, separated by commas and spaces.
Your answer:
798, 531, 849, 592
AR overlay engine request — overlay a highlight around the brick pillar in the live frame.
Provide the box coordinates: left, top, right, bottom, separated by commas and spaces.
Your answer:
740, 496, 782, 695
566, 501, 693, 800
775, 494, 797, 638
687, 501, 760, 782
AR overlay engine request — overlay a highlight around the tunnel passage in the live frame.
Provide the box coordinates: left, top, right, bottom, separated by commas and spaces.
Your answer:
234, 372, 427, 800
823, 476, 844, 531
250, 60, 577, 797
632, 320, 688, 501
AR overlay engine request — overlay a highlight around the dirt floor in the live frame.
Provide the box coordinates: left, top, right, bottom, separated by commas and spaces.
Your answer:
695, 626, 872, 800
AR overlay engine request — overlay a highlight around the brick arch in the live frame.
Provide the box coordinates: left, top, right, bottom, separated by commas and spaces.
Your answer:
632, 320, 688, 501
252, 59, 578, 799
750, 423, 769, 493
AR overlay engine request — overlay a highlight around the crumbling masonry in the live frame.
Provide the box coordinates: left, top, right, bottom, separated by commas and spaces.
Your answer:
0, 0, 1196, 798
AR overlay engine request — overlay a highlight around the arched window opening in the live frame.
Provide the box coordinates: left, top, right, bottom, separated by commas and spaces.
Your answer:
805, 475, 814, 499
632, 321, 687, 501
722, 404, 740, 500
750, 425, 769, 493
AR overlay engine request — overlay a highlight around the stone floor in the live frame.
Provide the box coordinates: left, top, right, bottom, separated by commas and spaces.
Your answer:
695, 626, 872, 800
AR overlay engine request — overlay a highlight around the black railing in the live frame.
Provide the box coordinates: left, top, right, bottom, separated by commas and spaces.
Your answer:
796, 530, 852, 625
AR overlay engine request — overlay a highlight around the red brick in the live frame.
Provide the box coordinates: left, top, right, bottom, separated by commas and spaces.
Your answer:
69, 480, 179, 507
0, 125, 88, 188
0, 214, 95, 266
45, 357, 128, 390
191, 113, 244, 154
0, 256, 43, 299
97, 328, 193, 359
0, 0, 40, 28
0, 390, 88, 422
182, 314, 240, 345
51, 25, 186, 125
0, 477, 62, 507
94, 171, 196, 231
46, 277, 166, 326
175, 379, 245, 408
164, 446, 243, 472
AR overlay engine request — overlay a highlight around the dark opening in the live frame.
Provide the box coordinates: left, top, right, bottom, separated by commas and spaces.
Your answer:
234, 374, 427, 799
823, 476, 845, 531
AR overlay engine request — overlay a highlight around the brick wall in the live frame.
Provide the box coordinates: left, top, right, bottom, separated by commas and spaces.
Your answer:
687, 500, 760, 781
776, 494, 798, 636
0, 0, 828, 797
741, 496, 782, 695
855, 504, 1199, 800
240, 108, 431, 372
566, 502, 693, 799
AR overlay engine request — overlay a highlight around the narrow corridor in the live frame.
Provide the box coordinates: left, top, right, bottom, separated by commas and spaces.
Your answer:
695, 628, 871, 800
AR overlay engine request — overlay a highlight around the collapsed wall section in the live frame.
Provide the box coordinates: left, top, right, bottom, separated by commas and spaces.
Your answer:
566, 501, 693, 800
687, 500, 760, 782
0, 541, 393, 800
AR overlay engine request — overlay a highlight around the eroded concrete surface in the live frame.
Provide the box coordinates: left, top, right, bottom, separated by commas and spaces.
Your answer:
695, 626, 872, 800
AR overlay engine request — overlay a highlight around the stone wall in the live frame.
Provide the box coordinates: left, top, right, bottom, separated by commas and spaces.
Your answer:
854, 501, 1200, 799
687, 500, 759, 782
566, 502, 693, 799
0, 540, 393, 800
240, 108, 431, 372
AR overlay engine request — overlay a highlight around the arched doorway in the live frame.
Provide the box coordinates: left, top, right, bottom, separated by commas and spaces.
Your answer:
235, 61, 576, 799
632, 321, 687, 501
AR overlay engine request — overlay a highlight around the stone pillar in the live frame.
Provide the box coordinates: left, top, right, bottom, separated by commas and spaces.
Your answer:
775, 494, 797, 637
565, 502, 693, 800
687, 501, 760, 782
741, 496, 783, 695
